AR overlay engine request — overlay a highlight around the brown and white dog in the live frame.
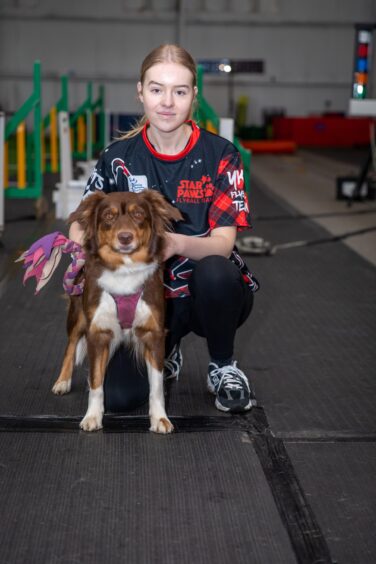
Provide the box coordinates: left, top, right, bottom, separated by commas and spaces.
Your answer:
51, 190, 182, 433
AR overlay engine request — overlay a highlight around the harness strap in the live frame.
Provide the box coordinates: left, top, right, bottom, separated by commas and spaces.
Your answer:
112, 289, 143, 329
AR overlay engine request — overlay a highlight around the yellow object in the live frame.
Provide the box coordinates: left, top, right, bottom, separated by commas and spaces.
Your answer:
17, 122, 26, 188
41, 125, 46, 173
206, 120, 218, 134
50, 106, 58, 173
236, 95, 249, 130
4, 141, 9, 188
77, 116, 86, 153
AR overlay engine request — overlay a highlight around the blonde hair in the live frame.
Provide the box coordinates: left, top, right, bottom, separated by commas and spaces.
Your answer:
119, 44, 197, 140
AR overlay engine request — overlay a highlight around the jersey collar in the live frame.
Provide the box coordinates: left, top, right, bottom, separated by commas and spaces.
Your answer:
142, 120, 201, 161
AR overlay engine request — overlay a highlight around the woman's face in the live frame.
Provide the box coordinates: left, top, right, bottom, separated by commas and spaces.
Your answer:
138, 62, 197, 134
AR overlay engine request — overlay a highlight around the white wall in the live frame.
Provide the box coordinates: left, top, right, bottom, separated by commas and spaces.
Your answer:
0, 0, 375, 124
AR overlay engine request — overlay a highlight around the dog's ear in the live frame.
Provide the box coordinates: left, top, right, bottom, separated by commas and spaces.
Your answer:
68, 192, 106, 253
140, 190, 183, 259
68, 192, 106, 228
141, 190, 183, 229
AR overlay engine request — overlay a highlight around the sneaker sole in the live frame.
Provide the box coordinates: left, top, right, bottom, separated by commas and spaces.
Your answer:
207, 380, 217, 395
215, 396, 257, 413
208, 381, 257, 411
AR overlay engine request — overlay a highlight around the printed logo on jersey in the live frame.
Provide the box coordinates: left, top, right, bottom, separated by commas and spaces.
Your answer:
226, 166, 249, 213
176, 175, 214, 204
111, 158, 147, 193
83, 168, 105, 198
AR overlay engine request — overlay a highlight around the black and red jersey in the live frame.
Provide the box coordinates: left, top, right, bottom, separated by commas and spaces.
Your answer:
84, 120, 259, 297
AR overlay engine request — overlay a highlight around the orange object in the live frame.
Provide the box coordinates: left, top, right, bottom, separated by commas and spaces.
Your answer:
17, 122, 27, 188
240, 140, 297, 154
355, 72, 368, 85
206, 120, 218, 134
77, 116, 86, 153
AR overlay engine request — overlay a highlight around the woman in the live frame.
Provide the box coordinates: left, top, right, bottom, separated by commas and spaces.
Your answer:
70, 44, 259, 413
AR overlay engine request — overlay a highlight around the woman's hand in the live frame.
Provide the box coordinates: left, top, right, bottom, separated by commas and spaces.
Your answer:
69, 220, 85, 246
163, 232, 183, 261
163, 226, 237, 262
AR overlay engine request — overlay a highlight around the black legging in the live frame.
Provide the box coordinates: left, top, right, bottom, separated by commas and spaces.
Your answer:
104, 255, 254, 412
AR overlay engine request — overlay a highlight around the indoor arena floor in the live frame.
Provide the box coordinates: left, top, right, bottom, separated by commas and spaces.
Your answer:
0, 149, 375, 564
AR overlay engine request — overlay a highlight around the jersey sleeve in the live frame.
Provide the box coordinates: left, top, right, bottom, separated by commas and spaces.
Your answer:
208, 150, 252, 231
82, 151, 112, 199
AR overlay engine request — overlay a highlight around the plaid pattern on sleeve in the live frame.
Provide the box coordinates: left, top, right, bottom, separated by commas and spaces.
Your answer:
208, 150, 252, 231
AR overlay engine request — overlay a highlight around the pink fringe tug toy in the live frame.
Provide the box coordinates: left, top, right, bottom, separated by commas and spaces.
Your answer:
16, 231, 85, 296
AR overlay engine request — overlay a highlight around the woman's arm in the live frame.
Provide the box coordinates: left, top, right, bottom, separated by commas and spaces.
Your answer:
69, 220, 85, 246
163, 226, 237, 262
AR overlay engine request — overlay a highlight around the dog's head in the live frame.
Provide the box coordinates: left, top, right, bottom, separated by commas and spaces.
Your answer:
68, 190, 183, 265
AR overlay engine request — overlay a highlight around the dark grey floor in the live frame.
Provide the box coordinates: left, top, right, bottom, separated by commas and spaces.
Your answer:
0, 172, 375, 564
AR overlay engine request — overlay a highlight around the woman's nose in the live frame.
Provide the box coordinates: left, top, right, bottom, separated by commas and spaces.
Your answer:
162, 91, 173, 107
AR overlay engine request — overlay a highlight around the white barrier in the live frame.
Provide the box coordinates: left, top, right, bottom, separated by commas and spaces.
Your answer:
53, 179, 86, 219
219, 118, 234, 142
53, 111, 83, 219
348, 99, 376, 116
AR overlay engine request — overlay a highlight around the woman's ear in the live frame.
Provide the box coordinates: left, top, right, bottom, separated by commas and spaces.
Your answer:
137, 81, 143, 103
193, 85, 198, 98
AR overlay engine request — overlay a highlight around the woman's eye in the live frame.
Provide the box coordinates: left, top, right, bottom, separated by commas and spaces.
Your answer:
151, 88, 161, 94
176, 90, 187, 96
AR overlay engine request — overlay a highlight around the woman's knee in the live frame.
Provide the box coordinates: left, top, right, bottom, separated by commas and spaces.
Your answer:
189, 255, 242, 299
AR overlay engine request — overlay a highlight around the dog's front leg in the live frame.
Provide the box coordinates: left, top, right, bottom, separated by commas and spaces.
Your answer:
80, 328, 112, 432
52, 298, 85, 395
144, 337, 174, 434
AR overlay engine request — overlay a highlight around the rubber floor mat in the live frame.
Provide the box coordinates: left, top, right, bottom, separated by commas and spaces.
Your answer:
0, 431, 296, 564
286, 441, 376, 564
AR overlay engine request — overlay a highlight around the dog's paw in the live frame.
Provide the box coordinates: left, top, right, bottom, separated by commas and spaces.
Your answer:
52, 379, 72, 395
79, 414, 103, 432
149, 416, 174, 434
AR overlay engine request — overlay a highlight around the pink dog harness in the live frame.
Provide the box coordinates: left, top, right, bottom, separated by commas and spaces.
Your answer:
112, 290, 143, 329
17, 232, 144, 329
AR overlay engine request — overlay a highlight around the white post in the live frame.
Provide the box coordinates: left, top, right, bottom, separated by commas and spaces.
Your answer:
220, 118, 235, 142
0, 112, 5, 237
58, 111, 73, 185
55, 111, 73, 219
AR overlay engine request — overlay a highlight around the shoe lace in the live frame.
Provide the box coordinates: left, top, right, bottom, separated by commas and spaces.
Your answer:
164, 345, 181, 378
214, 362, 249, 391
164, 356, 178, 372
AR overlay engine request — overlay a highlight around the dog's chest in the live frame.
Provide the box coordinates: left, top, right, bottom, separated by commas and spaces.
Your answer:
97, 261, 158, 295
91, 261, 158, 334
92, 290, 152, 336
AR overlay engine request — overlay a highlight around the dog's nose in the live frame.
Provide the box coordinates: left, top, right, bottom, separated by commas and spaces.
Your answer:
118, 231, 134, 245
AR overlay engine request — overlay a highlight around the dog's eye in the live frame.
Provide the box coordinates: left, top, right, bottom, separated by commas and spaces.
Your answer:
103, 211, 115, 222
132, 209, 145, 221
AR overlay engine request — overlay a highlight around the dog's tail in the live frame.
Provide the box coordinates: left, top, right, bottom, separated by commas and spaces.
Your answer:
75, 336, 87, 366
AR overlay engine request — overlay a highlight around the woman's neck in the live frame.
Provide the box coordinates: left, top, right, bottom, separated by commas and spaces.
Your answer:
146, 122, 192, 155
